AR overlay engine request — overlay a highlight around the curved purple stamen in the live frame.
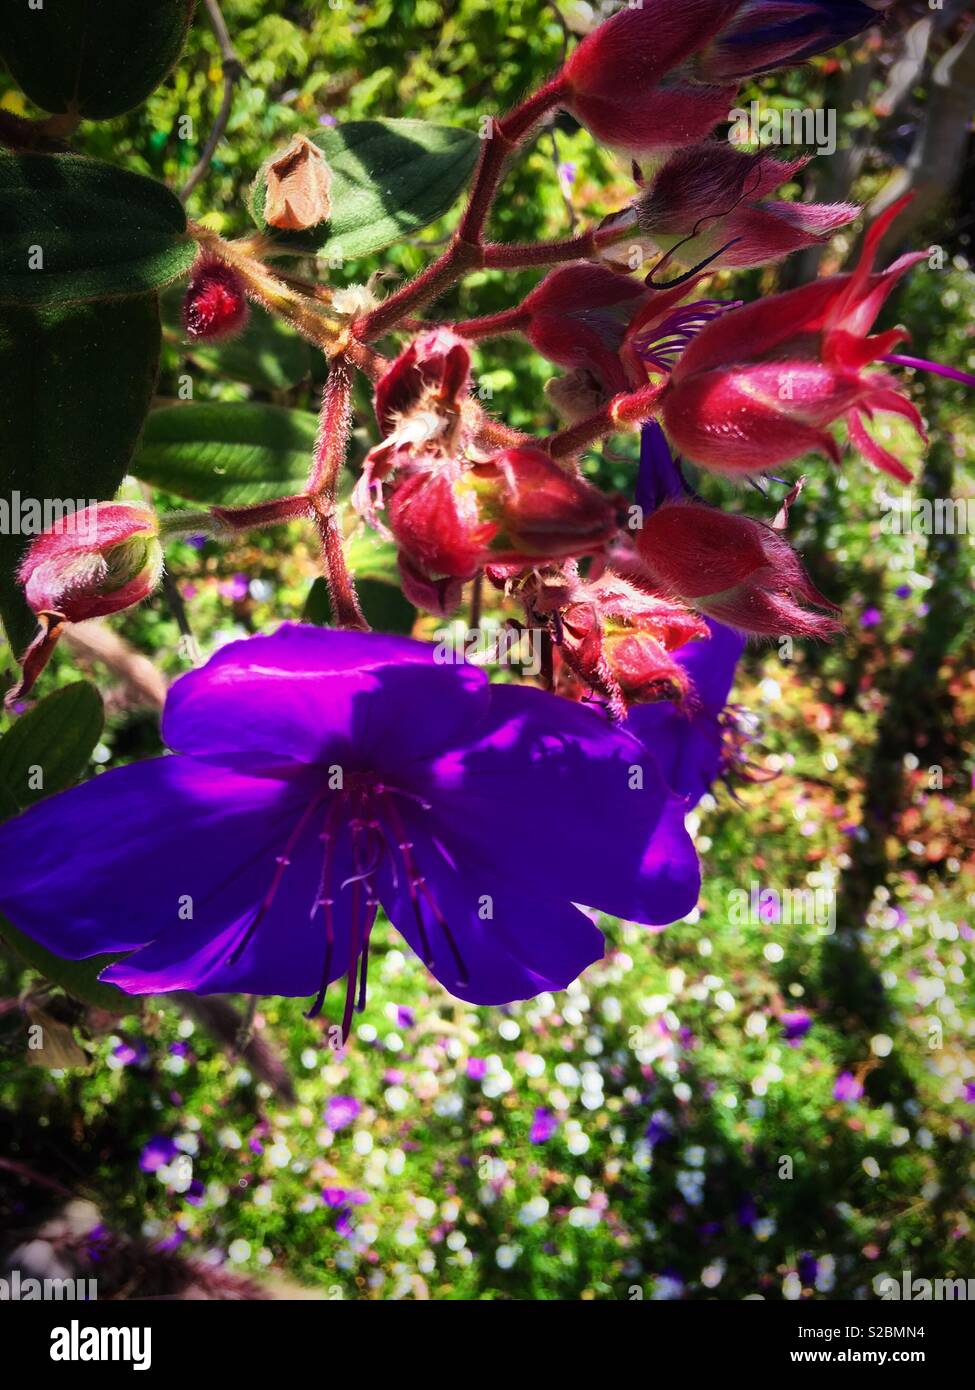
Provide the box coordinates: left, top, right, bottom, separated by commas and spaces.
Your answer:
882, 354, 975, 390
633, 299, 742, 374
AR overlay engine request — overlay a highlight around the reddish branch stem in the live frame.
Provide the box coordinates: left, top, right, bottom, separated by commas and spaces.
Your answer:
546, 383, 667, 460
356, 79, 568, 343
309, 358, 369, 630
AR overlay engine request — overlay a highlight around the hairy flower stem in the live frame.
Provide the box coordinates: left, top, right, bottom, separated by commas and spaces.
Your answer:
310, 358, 369, 631
481, 231, 596, 269
546, 383, 667, 460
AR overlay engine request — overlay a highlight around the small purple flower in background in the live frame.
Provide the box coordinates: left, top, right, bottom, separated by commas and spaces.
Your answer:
321, 1187, 368, 1208
798, 1253, 819, 1286
834, 1071, 864, 1102
645, 1110, 674, 1147
139, 1135, 179, 1174
112, 1040, 148, 1068
963, 1082, 975, 1104
395, 1005, 415, 1029
780, 1009, 812, 1045
318, 113, 337, 127
529, 1107, 559, 1143
324, 1095, 361, 1131
860, 606, 883, 628
466, 1057, 488, 1081
557, 160, 576, 193
758, 891, 781, 924
0, 626, 698, 1037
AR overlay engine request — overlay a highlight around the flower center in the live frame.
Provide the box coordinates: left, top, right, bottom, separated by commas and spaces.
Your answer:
226, 774, 467, 1041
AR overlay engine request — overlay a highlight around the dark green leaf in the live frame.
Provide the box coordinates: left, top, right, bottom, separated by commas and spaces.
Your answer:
0, 297, 161, 653
0, 154, 196, 306
301, 575, 415, 635
134, 402, 318, 505
358, 579, 416, 634
0, 920, 128, 1012
0, 0, 195, 121
250, 120, 479, 260
0, 680, 104, 809
301, 576, 331, 626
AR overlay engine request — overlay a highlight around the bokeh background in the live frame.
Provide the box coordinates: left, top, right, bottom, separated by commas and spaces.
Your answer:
1, 0, 974, 1300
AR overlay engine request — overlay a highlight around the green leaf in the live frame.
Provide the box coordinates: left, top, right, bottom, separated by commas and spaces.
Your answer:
301, 575, 416, 635
0, 297, 161, 653
0, 0, 195, 121
162, 291, 312, 391
134, 402, 320, 506
301, 576, 332, 626
250, 120, 479, 260
0, 682, 124, 1010
359, 579, 416, 634
0, 681, 104, 810
0, 920, 128, 1011
0, 154, 196, 306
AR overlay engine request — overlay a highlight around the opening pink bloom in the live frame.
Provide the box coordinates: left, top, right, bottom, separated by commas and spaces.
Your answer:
660, 194, 928, 481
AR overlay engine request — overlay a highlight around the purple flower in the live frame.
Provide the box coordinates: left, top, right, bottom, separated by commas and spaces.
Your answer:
466, 1057, 488, 1081
139, 1135, 179, 1173
324, 1095, 361, 1131
627, 619, 745, 806
0, 627, 698, 1034
860, 606, 882, 628
529, 1107, 558, 1143
644, 1109, 674, 1147
635, 421, 690, 515
322, 1187, 368, 1208
834, 1070, 863, 1102
781, 1009, 812, 1044
112, 1040, 148, 1068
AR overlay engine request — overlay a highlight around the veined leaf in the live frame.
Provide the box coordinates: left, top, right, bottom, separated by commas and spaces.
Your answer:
134, 402, 318, 506
250, 119, 479, 260
0, 681, 104, 810
0, 155, 196, 306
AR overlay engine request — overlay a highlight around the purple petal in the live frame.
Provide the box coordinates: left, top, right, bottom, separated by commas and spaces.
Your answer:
377, 810, 605, 1002
0, 757, 315, 962
163, 624, 489, 774
406, 683, 700, 927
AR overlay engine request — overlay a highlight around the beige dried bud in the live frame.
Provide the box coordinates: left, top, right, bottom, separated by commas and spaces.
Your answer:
265, 135, 332, 231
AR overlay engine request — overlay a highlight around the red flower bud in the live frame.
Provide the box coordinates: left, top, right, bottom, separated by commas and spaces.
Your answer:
636, 144, 857, 269
389, 470, 497, 581
537, 567, 708, 715
562, 1, 740, 155
659, 195, 927, 481
7, 503, 164, 706
635, 500, 840, 639
182, 256, 250, 341
355, 330, 477, 529
482, 447, 618, 561
523, 263, 652, 394
19, 502, 163, 623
